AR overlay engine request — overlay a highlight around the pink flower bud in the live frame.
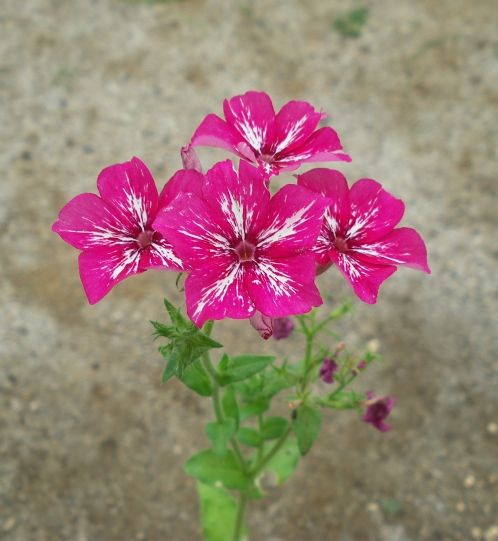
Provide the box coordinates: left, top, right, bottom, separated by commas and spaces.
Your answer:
272, 317, 294, 340
181, 144, 203, 172
319, 358, 338, 384
249, 311, 273, 340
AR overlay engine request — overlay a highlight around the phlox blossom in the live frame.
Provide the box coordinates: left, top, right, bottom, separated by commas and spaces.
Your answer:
362, 392, 395, 432
190, 91, 350, 178
52, 157, 201, 304
297, 169, 430, 303
153, 160, 329, 327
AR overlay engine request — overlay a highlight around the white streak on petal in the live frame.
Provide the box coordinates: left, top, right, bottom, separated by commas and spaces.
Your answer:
274, 115, 308, 153
258, 200, 316, 249
193, 261, 242, 319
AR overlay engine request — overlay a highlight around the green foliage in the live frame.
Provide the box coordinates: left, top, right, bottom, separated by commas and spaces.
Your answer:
185, 449, 249, 490
236, 427, 263, 448
197, 482, 248, 541
206, 419, 237, 457
181, 359, 213, 396
218, 354, 275, 385
323, 390, 364, 410
222, 386, 240, 427
152, 299, 222, 384
261, 416, 289, 440
293, 404, 322, 455
332, 7, 369, 38
263, 438, 301, 484
238, 396, 270, 422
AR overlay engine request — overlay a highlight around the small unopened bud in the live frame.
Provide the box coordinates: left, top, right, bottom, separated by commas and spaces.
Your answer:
272, 317, 294, 340
181, 144, 203, 172
249, 311, 273, 340
319, 358, 338, 384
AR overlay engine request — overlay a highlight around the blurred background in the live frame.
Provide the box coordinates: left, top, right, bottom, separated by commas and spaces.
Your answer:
1, 0, 497, 540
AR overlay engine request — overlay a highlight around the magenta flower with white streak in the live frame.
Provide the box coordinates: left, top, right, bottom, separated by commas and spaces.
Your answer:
52, 157, 203, 304
153, 160, 329, 327
190, 91, 351, 178
297, 169, 430, 304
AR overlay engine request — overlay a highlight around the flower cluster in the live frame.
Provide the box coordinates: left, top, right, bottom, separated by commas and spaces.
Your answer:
53, 90, 429, 327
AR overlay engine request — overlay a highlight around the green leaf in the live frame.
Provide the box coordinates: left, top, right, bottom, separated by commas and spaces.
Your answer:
154, 299, 223, 379
236, 427, 263, 448
163, 298, 186, 328
261, 416, 288, 440
185, 449, 249, 490
293, 404, 322, 455
238, 396, 269, 421
264, 438, 300, 484
222, 386, 240, 428
161, 356, 177, 382
218, 354, 275, 385
197, 482, 249, 541
205, 419, 236, 456
180, 359, 213, 396
150, 320, 176, 339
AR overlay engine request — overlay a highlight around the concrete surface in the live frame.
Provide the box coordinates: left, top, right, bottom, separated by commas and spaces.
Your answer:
1, 0, 497, 540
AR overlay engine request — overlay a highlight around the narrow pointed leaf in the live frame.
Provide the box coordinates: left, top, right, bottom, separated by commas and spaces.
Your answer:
293, 404, 322, 455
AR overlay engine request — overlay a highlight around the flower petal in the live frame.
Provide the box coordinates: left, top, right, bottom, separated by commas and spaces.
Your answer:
158, 168, 204, 209
138, 236, 183, 271
345, 179, 404, 244
78, 244, 143, 304
276, 127, 351, 172
185, 256, 255, 327
190, 113, 248, 156
297, 168, 350, 232
153, 192, 230, 268
273, 100, 323, 154
297, 168, 350, 264
202, 160, 270, 241
223, 91, 277, 153
257, 184, 328, 257
52, 193, 131, 250
246, 254, 323, 317
330, 250, 397, 304
352, 227, 430, 273
97, 157, 158, 232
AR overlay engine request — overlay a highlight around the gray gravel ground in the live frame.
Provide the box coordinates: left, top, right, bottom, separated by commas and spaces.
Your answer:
1, 0, 497, 540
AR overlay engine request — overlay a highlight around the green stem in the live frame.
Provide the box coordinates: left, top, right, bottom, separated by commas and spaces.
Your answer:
201, 322, 247, 472
251, 424, 292, 477
232, 492, 247, 541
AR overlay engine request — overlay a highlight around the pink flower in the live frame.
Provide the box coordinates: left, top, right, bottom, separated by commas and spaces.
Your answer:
297, 169, 430, 303
52, 157, 203, 304
190, 91, 351, 178
362, 392, 395, 432
153, 160, 329, 327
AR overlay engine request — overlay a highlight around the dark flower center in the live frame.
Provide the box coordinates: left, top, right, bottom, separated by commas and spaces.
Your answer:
259, 153, 274, 163
333, 236, 349, 252
136, 229, 155, 249
234, 239, 256, 262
